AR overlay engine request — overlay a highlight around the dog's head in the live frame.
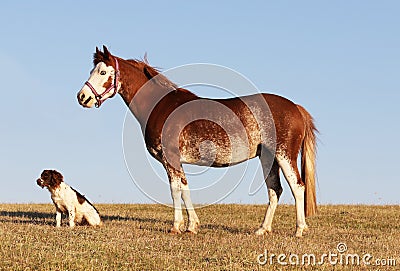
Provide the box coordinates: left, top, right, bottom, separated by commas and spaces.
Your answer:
36, 169, 64, 189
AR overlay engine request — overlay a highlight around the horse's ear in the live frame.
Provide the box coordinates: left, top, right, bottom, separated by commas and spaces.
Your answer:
103, 45, 111, 60
94, 46, 103, 64
143, 52, 149, 64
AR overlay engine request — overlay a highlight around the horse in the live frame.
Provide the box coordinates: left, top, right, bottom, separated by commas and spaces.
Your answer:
77, 46, 317, 237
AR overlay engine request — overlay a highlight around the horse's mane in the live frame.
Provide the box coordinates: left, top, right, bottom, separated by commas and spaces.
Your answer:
127, 58, 179, 91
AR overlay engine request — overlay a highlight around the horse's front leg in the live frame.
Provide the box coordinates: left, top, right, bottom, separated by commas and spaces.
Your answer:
169, 176, 184, 234
165, 163, 200, 234
181, 182, 200, 234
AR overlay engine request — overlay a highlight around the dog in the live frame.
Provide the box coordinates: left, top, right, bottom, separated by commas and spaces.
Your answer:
36, 169, 102, 227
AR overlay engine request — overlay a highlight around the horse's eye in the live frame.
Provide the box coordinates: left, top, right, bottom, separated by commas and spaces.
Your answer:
100, 71, 106, 75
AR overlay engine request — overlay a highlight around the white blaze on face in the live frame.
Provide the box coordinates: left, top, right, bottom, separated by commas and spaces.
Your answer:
77, 62, 116, 108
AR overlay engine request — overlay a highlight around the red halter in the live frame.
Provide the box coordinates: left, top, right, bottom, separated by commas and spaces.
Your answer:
85, 58, 120, 108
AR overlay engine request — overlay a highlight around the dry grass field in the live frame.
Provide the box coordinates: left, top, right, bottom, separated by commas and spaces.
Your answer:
0, 204, 399, 270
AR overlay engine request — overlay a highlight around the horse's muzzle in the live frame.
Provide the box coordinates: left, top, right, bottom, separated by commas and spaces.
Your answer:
77, 92, 93, 108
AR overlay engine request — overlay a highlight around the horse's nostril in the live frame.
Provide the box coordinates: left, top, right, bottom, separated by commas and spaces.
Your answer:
80, 93, 85, 100
84, 96, 93, 105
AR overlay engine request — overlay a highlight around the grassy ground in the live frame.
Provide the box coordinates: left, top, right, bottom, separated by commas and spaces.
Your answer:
0, 204, 399, 270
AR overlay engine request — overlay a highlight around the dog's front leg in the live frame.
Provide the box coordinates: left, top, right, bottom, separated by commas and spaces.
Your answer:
68, 208, 76, 228
55, 209, 62, 227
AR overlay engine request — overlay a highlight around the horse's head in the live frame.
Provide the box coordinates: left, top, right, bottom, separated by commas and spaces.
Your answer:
77, 46, 121, 108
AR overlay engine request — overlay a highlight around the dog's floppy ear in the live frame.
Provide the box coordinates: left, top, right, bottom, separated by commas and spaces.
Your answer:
50, 170, 63, 187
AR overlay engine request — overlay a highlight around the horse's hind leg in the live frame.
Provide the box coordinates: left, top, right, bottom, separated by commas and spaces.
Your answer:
276, 154, 307, 237
256, 158, 282, 235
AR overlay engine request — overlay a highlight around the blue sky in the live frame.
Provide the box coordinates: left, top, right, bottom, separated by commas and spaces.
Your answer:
0, 1, 399, 205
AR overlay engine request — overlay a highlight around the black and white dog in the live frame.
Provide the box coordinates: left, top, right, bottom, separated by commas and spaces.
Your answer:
36, 169, 101, 227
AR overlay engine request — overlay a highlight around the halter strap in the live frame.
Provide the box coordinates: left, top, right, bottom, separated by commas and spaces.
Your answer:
85, 58, 120, 108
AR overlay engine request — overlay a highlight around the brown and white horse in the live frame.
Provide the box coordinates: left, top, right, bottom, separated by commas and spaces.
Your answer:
77, 46, 317, 237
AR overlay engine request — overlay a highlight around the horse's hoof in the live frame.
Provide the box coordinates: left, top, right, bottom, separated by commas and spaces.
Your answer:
168, 227, 182, 234
295, 228, 305, 237
255, 228, 272, 236
294, 224, 309, 237
186, 221, 200, 234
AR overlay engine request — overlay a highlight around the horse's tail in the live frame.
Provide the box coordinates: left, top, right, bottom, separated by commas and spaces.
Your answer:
297, 105, 318, 217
